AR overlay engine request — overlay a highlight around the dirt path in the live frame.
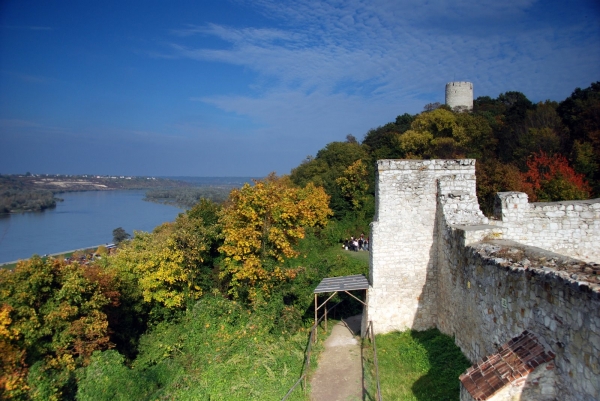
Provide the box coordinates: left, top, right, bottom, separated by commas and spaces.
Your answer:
310, 315, 363, 401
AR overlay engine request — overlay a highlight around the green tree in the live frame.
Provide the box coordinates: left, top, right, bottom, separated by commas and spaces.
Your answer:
394, 108, 469, 158
290, 141, 370, 217
362, 114, 415, 160
475, 159, 523, 215
112, 227, 130, 244
109, 224, 209, 310
335, 159, 371, 211
557, 82, 600, 195
494, 91, 536, 163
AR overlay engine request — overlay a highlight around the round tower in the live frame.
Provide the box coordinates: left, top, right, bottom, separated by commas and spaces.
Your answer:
445, 81, 473, 111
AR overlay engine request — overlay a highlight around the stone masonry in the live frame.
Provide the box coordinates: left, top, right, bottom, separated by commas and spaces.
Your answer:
445, 81, 474, 110
492, 192, 600, 263
367, 159, 481, 333
367, 159, 600, 400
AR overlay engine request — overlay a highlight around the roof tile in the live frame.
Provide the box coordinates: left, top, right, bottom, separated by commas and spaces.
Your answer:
459, 331, 555, 400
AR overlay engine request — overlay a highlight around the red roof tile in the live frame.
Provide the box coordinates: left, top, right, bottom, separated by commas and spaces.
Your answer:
459, 331, 555, 400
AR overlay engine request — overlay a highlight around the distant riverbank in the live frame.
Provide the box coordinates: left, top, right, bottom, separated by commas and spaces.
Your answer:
0, 174, 190, 214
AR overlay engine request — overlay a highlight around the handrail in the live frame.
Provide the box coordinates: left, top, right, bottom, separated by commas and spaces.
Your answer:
365, 320, 383, 401
281, 301, 343, 401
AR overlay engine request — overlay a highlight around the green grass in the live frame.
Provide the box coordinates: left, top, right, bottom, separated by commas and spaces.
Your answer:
77, 296, 340, 401
75, 234, 370, 400
364, 329, 471, 401
336, 248, 370, 264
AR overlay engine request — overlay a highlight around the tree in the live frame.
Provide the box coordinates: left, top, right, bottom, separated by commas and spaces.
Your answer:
494, 91, 536, 163
112, 227, 130, 244
476, 159, 523, 215
423, 102, 441, 112
290, 141, 370, 218
0, 304, 28, 399
0, 257, 115, 399
394, 108, 468, 158
362, 118, 414, 160
336, 159, 371, 211
109, 227, 207, 310
557, 82, 600, 195
520, 151, 591, 202
107, 198, 223, 314
455, 112, 496, 159
219, 174, 332, 303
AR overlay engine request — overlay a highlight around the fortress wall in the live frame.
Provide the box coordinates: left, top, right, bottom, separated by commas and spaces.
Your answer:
493, 192, 600, 263
369, 159, 600, 399
437, 233, 600, 400
368, 159, 477, 333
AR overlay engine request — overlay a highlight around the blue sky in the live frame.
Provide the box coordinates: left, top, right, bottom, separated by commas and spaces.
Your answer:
1, 0, 599, 177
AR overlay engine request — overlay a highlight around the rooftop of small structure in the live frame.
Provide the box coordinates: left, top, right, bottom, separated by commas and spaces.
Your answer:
313, 274, 370, 293
470, 239, 600, 290
460, 330, 555, 400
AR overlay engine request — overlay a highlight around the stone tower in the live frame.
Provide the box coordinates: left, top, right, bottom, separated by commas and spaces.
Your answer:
445, 81, 473, 110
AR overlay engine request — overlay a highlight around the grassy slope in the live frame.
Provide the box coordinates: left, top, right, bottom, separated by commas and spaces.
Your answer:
77, 244, 370, 400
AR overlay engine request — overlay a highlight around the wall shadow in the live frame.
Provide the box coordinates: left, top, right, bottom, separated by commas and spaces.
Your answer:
409, 329, 471, 401
407, 191, 472, 400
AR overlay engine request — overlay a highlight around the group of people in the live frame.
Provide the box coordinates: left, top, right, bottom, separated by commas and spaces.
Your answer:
343, 234, 369, 252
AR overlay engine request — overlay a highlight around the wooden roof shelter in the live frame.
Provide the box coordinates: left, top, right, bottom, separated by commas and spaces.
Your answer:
312, 274, 370, 338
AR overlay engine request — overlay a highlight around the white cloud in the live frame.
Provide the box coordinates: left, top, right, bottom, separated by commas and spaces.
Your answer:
157, 0, 600, 164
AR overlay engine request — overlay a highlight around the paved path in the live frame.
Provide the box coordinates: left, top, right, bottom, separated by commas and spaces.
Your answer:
310, 315, 363, 401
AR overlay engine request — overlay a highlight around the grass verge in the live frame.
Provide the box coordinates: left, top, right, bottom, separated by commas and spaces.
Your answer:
363, 329, 471, 401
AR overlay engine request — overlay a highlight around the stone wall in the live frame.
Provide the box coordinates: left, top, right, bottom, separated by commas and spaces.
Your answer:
368, 159, 600, 400
438, 235, 600, 400
492, 192, 600, 263
368, 159, 479, 332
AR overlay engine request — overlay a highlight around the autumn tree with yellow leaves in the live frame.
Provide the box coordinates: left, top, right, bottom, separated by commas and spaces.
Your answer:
335, 159, 370, 211
219, 174, 332, 303
108, 199, 222, 310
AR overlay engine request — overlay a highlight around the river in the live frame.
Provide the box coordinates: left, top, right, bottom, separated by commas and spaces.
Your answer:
0, 190, 183, 264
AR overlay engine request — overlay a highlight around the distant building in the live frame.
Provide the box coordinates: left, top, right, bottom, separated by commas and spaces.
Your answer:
445, 81, 473, 111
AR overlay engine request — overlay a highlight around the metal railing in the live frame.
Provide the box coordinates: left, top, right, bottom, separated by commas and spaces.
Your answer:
364, 320, 383, 401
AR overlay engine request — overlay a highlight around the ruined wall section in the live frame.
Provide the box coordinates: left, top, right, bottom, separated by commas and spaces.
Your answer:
493, 192, 600, 263
368, 159, 477, 333
437, 233, 600, 400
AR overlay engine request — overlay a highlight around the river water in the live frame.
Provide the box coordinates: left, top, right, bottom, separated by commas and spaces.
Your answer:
0, 190, 183, 264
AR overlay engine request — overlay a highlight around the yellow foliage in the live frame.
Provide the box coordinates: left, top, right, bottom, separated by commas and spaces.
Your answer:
335, 159, 370, 210
0, 304, 29, 398
219, 174, 331, 302
108, 205, 220, 309
394, 129, 433, 156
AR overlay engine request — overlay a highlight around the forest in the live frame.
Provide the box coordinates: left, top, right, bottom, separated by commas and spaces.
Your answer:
0, 82, 598, 400
291, 82, 599, 217
143, 187, 233, 208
